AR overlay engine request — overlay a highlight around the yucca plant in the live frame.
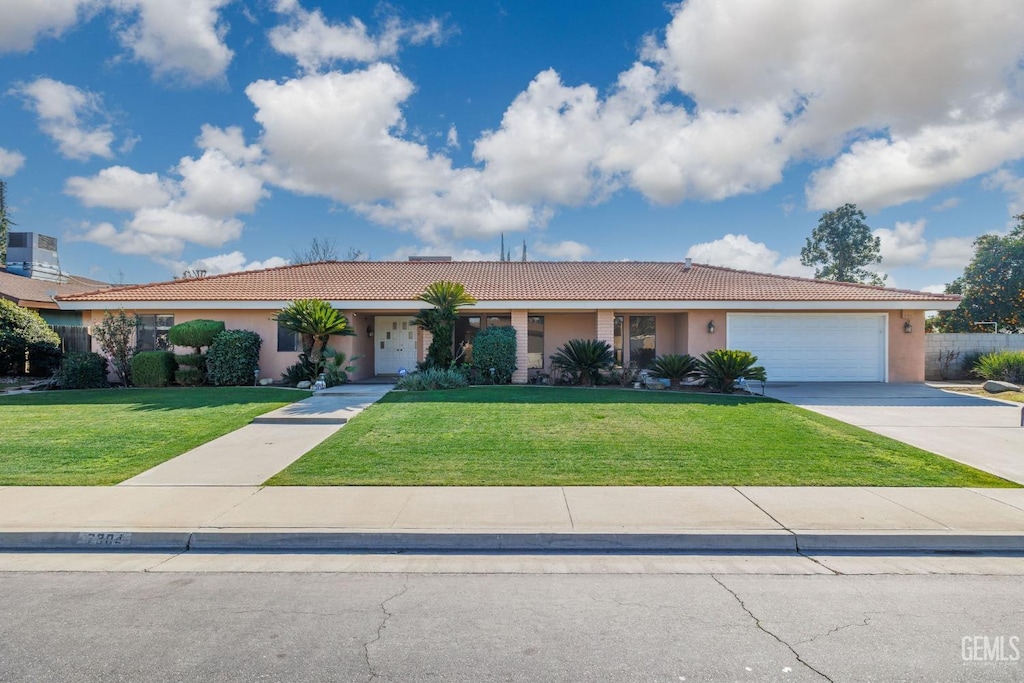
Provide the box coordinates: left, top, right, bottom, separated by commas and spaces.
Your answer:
549, 339, 614, 387
697, 349, 767, 393
649, 353, 698, 389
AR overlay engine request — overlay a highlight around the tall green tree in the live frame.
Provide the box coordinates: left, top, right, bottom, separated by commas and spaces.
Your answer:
412, 281, 477, 368
272, 299, 355, 363
931, 216, 1024, 333
0, 180, 13, 267
800, 203, 886, 286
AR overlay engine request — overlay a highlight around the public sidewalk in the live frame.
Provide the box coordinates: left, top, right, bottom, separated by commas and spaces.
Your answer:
118, 384, 393, 487
1, 485, 1023, 554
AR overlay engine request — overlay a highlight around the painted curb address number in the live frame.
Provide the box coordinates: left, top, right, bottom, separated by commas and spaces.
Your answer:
77, 532, 131, 546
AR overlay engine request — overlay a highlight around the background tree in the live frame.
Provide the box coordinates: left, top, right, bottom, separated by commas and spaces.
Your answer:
800, 203, 886, 286
290, 238, 366, 264
931, 216, 1024, 333
412, 281, 477, 368
0, 180, 14, 267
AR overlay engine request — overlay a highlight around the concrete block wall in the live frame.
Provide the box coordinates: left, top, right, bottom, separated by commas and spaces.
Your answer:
925, 333, 1024, 380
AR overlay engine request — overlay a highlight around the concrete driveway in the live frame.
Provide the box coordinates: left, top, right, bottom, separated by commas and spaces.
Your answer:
764, 383, 1024, 485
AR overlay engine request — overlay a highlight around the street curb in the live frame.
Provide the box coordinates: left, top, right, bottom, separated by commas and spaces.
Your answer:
1, 530, 1022, 553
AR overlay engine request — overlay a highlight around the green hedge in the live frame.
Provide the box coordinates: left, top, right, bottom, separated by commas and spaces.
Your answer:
56, 351, 108, 389
131, 351, 178, 387
207, 330, 262, 386
471, 326, 517, 384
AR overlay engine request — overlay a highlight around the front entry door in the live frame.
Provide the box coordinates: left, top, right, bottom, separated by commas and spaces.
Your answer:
374, 316, 418, 375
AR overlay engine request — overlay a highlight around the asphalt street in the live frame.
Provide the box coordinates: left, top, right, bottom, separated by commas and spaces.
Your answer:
1, 562, 1022, 682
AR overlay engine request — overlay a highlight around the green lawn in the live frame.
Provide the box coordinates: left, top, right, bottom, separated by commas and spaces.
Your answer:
0, 387, 307, 485
268, 386, 1017, 487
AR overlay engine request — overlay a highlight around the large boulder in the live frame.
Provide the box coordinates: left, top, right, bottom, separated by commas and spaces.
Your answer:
983, 380, 1020, 393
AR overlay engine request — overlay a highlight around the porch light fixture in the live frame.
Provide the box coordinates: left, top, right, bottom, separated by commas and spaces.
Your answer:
367, 324, 374, 337
707, 320, 715, 334
903, 320, 912, 334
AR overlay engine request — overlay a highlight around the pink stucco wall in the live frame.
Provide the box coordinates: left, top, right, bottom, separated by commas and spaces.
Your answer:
888, 309, 925, 382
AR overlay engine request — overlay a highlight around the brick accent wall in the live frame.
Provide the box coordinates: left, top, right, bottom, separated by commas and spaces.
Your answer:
512, 309, 529, 383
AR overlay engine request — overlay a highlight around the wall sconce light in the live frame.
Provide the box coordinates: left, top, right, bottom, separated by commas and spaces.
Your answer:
707, 320, 716, 334
367, 325, 374, 337
903, 320, 913, 334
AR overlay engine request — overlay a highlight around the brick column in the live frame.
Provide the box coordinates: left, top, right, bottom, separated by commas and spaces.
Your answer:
596, 309, 615, 349
511, 309, 529, 384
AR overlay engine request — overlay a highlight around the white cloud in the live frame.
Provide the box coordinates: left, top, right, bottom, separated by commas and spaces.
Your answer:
983, 169, 1024, 216
685, 234, 813, 277
68, 125, 267, 258
269, 0, 445, 71
445, 124, 459, 149
110, 0, 234, 84
532, 240, 593, 261
921, 284, 949, 294
932, 197, 960, 212
806, 118, 1024, 210
169, 251, 290, 276
0, 0, 96, 52
927, 236, 976, 269
65, 166, 173, 210
875, 219, 928, 267
13, 77, 115, 160
386, 244, 495, 261
248, 66, 539, 243
0, 148, 27, 176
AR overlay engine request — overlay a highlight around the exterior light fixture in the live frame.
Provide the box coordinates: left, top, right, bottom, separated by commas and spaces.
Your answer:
707, 320, 715, 334
903, 320, 913, 334
254, 367, 260, 386
367, 324, 374, 337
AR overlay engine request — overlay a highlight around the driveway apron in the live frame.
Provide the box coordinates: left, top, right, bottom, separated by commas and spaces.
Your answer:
764, 383, 1024, 485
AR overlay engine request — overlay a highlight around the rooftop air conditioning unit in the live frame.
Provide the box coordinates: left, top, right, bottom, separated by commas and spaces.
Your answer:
6, 232, 64, 282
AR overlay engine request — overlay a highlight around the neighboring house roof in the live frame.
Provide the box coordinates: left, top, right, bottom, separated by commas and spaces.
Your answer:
56, 261, 960, 309
0, 268, 109, 309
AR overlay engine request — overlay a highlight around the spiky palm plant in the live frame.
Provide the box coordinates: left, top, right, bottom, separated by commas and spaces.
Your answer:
696, 349, 766, 393
272, 299, 355, 363
549, 339, 614, 387
648, 353, 698, 389
412, 281, 477, 368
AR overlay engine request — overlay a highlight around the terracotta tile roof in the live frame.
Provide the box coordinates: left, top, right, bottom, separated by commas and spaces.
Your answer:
56, 261, 959, 304
1, 269, 109, 308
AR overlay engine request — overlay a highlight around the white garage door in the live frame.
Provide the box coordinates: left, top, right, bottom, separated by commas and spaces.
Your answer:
727, 313, 886, 382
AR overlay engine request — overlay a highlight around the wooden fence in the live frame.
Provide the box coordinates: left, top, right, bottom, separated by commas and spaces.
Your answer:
50, 325, 92, 354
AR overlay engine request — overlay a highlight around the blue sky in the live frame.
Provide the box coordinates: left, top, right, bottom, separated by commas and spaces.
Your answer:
2, 1, 1024, 291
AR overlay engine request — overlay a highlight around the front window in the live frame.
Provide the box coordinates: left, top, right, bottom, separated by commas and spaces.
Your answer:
138, 314, 173, 351
277, 321, 300, 352
527, 316, 544, 369
629, 315, 656, 369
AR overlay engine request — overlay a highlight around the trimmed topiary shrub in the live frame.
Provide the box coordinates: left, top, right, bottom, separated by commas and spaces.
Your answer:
471, 326, 517, 384
56, 351, 108, 389
206, 329, 262, 386
167, 319, 225, 350
131, 351, 178, 387
169, 319, 224, 386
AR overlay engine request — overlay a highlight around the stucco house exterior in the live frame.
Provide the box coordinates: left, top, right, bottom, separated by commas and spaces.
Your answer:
56, 260, 960, 384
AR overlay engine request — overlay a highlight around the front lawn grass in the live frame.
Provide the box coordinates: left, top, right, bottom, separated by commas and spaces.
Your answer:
268, 386, 1016, 487
0, 387, 307, 485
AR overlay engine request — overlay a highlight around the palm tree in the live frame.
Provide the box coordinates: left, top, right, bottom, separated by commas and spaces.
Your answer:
272, 299, 355, 363
412, 281, 477, 368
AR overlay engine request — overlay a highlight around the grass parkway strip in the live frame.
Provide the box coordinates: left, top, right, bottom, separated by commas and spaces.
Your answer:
268, 386, 1017, 487
0, 387, 307, 485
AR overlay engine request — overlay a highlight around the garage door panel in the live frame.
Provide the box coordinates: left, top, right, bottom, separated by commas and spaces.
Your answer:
728, 314, 885, 382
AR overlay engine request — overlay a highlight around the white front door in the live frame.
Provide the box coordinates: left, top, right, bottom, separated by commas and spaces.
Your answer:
374, 316, 418, 375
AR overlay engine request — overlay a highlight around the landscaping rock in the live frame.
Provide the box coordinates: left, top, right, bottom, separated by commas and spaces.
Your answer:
296, 380, 312, 389
259, 378, 275, 386
983, 380, 1020, 393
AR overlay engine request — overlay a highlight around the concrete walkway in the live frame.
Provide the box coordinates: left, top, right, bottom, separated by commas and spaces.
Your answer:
118, 384, 393, 487
764, 382, 1024, 485
1, 485, 1023, 553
